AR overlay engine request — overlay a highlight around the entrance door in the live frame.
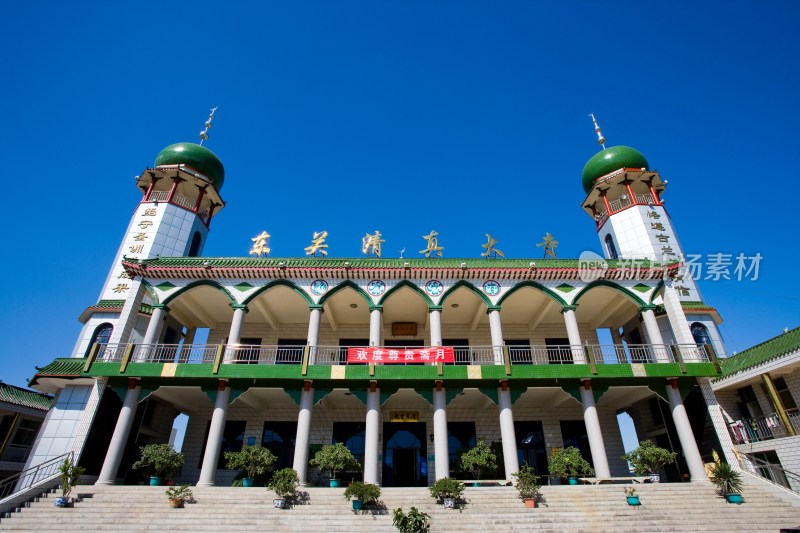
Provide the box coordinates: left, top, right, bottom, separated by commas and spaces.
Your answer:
382, 422, 427, 486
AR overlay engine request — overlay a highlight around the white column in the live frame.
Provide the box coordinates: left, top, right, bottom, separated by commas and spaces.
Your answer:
666, 379, 709, 483
429, 307, 442, 346
197, 381, 231, 486
307, 306, 322, 364
293, 384, 314, 486
369, 307, 383, 346
498, 384, 520, 480
141, 305, 167, 346
561, 306, 586, 363
641, 306, 669, 362
488, 308, 504, 364
364, 386, 380, 485
579, 380, 610, 478
96, 379, 141, 485
227, 305, 247, 345
433, 386, 449, 480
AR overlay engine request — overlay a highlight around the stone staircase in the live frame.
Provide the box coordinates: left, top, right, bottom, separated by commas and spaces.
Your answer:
1, 480, 799, 532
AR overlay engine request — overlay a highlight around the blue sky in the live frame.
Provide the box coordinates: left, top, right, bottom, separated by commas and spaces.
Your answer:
1, 1, 798, 389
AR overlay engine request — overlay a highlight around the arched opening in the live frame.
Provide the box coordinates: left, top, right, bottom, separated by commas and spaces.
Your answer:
691, 322, 711, 345
188, 231, 203, 257
604, 234, 619, 260
440, 284, 489, 364
87, 322, 113, 358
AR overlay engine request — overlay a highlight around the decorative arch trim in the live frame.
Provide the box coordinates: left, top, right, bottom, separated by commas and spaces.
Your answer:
572, 280, 646, 307
163, 280, 237, 306
440, 280, 491, 307
497, 281, 567, 307
318, 280, 372, 307
378, 279, 433, 307
242, 279, 312, 306
649, 280, 665, 303
141, 279, 158, 303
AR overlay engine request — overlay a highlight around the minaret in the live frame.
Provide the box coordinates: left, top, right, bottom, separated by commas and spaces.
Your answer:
579, 115, 700, 302
72, 110, 226, 355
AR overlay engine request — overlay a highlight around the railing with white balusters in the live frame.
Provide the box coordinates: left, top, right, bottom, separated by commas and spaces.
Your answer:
89, 342, 711, 367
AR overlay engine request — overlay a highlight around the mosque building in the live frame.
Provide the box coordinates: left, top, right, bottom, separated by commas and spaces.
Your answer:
24, 113, 737, 488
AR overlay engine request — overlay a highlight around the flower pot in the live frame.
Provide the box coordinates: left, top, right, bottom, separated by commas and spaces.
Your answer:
472, 481, 480, 487
725, 493, 743, 504
568, 477, 578, 485
329, 478, 340, 488
149, 476, 162, 486
168, 499, 184, 508
352, 499, 364, 511
53, 497, 72, 508
242, 478, 254, 487
273, 498, 286, 509
523, 498, 536, 508
443, 497, 456, 509
626, 496, 640, 506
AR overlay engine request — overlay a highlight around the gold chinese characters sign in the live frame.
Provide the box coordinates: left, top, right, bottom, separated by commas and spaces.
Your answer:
390, 411, 419, 423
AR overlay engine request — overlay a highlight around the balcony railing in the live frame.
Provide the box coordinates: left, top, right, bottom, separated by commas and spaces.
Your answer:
728, 408, 800, 444
95, 342, 710, 367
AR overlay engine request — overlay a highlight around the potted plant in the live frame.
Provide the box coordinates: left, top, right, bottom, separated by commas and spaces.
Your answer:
548, 446, 594, 485
131, 443, 185, 486
54, 457, 85, 507
165, 484, 194, 508
268, 467, 299, 508
624, 486, 640, 506
708, 452, 744, 504
309, 442, 361, 487
429, 477, 465, 509
392, 506, 430, 532
343, 480, 381, 510
459, 439, 497, 485
224, 445, 277, 487
621, 440, 677, 482
512, 464, 540, 508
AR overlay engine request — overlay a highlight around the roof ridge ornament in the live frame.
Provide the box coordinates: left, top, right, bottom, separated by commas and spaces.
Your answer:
589, 113, 606, 150
199, 106, 218, 145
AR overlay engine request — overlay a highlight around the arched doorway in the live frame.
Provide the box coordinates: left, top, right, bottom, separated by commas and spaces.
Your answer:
382, 422, 427, 486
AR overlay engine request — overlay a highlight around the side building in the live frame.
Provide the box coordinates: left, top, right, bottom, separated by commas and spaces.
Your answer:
0, 383, 53, 480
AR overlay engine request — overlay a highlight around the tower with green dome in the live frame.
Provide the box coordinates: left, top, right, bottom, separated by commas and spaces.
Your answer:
579, 115, 716, 350
72, 110, 227, 355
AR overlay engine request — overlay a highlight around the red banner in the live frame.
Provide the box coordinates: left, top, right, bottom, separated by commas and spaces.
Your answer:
347, 346, 455, 364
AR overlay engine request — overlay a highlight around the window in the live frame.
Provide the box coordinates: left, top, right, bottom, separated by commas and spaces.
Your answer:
605, 234, 619, 259
277, 339, 305, 364
11, 419, 41, 447
545, 338, 572, 364
86, 323, 113, 358
199, 420, 246, 469
691, 323, 711, 345
771, 377, 797, 410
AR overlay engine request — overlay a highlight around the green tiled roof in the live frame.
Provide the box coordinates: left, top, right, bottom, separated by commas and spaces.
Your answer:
131, 256, 676, 269
33, 358, 86, 378
720, 326, 800, 377
0, 382, 54, 411
94, 299, 126, 309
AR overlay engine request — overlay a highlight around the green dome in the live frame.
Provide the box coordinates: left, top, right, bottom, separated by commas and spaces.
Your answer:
581, 146, 648, 194
154, 142, 225, 190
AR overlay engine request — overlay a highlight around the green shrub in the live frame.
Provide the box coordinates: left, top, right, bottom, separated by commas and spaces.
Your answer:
343, 481, 381, 504
392, 507, 430, 533
512, 464, 540, 500
224, 445, 277, 480
131, 443, 185, 480
268, 467, 299, 498
429, 477, 465, 501
622, 440, 677, 476
459, 439, 497, 480
310, 443, 361, 480
58, 457, 85, 498
547, 446, 594, 479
